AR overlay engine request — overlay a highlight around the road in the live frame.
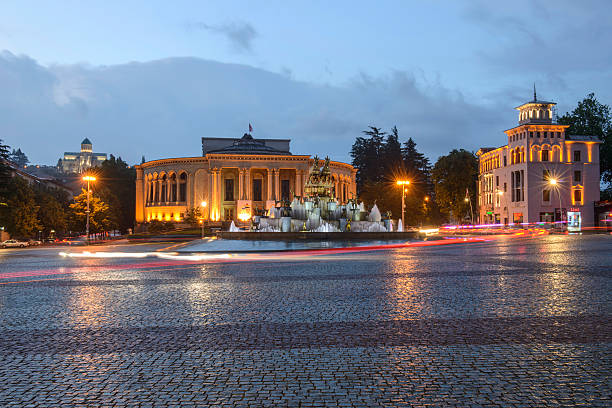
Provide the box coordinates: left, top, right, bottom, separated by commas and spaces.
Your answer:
0, 234, 610, 406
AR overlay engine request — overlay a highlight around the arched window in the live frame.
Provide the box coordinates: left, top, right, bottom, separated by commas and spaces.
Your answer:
161, 174, 167, 202
179, 173, 187, 202
169, 173, 177, 202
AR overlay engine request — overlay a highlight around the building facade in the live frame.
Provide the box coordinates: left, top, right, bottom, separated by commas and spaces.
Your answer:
58, 138, 107, 173
477, 93, 601, 228
134, 133, 357, 225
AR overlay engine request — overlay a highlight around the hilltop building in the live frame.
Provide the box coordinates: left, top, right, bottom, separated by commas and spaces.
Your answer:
477, 90, 601, 229
58, 138, 107, 173
134, 133, 357, 225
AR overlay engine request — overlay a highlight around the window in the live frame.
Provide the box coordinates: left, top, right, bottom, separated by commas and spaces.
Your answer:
536, 131, 540, 138
574, 189, 582, 203
496, 176, 499, 187
224, 178, 234, 201
543, 189, 550, 202
179, 173, 187, 202
503, 156, 507, 166
503, 182, 507, 192
253, 179, 262, 201
541, 150, 549, 162
161, 175, 167, 201
171, 183, 177, 202
543, 132, 547, 138
574, 171, 581, 182
224, 208, 234, 220
543, 170, 550, 181
281, 179, 290, 201
573, 150, 581, 162
529, 132, 533, 138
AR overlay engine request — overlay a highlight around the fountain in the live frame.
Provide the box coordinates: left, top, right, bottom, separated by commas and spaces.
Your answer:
222, 155, 418, 239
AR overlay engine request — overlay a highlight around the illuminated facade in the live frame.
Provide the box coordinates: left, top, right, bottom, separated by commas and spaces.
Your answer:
58, 138, 108, 173
134, 133, 357, 225
477, 92, 601, 228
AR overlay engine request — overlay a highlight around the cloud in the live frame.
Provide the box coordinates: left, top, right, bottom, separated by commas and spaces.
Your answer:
189, 21, 257, 53
464, 1, 612, 75
0, 52, 507, 166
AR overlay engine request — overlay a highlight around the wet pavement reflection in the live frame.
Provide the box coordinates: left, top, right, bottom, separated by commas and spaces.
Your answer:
0, 234, 610, 406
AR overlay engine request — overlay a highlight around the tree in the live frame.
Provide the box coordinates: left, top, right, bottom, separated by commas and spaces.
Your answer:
431, 149, 478, 223
558, 93, 612, 183
97, 155, 136, 233
383, 127, 404, 174
37, 193, 67, 237
183, 207, 202, 228
351, 126, 437, 225
351, 126, 387, 192
69, 189, 116, 234
9, 148, 29, 167
0, 139, 11, 194
0, 177, 40, 238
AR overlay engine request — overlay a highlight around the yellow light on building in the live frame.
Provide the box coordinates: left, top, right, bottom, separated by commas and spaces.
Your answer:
238, 211, 251, 222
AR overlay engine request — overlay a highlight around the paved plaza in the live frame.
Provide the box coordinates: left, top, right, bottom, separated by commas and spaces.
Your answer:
0, 234, 610, 407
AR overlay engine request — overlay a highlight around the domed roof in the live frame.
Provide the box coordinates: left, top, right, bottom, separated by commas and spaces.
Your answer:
81, 138, 92, 145
207, 133, 291, 155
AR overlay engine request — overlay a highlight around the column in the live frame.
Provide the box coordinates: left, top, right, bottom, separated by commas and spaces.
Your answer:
135, 167, 145, 223
302, 172, 308, 197
274, 169, 280, 200
209, 169, 216, 220
295, 170, 301, 198
238, 168, 244, 200
267, 169, 273, 201
334, 179, 339, 200
245, 168, 251, 200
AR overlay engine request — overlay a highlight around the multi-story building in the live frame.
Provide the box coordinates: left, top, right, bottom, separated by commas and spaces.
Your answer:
58, 138, 107, 173
477, 92, 601, 229
134, 132, 356, 226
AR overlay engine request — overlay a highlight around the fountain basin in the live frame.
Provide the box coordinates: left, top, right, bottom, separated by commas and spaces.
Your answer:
216, 231, 421, 241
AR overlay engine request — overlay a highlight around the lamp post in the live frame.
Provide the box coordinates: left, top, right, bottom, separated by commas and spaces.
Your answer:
548, 178, 563, 228
396, 180, 410, 231
83, 176, 96, 244
200, 201, 207, 238
464, 189, 474, 225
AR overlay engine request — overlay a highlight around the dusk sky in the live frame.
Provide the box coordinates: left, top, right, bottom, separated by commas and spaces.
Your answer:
1, 0, 610, 166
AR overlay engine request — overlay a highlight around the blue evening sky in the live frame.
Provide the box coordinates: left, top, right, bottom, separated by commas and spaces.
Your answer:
1, 0, 610, 165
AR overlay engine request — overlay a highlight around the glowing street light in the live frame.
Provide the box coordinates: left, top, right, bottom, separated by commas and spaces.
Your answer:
82, 175, 96, 244
200, 201, 207, 238
396, 180, 410, 231
548, 177, 563, 226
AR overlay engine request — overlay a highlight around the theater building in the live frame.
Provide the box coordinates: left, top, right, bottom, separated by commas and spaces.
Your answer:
477, 92, 601, 229
134, 133, 357, 225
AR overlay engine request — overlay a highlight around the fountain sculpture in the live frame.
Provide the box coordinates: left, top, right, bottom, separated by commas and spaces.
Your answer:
235, 156, 398, 233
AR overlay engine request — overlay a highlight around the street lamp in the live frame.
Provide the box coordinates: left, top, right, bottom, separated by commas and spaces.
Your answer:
548, 178, 563, 227
396, 180, 410, 231
464, 189, 474, 225
200, 201, 207, 238
82, 175, 96, 244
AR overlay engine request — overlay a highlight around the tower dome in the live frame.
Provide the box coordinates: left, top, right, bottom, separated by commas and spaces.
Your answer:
81, 138, 92, 152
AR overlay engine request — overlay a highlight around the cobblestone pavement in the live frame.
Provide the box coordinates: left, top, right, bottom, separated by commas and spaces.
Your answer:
0, 234, 610, 406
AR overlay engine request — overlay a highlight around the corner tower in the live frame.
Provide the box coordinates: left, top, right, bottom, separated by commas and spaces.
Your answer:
515, 86, 556, 125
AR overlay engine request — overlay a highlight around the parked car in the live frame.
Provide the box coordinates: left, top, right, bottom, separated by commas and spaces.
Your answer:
28, 239, 42, 246
1, 239, 29, 248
